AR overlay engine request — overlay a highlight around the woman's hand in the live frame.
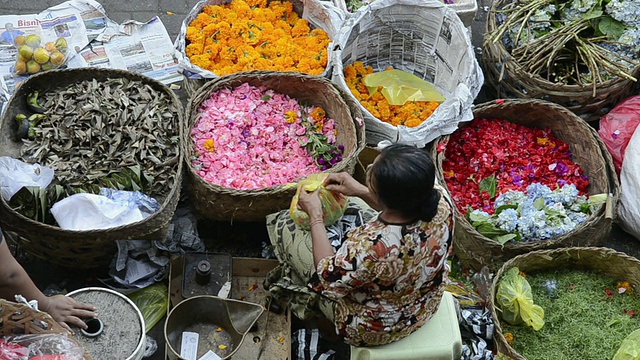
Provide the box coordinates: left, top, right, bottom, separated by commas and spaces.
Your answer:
324, 172, 368, 197
297, 187, 323, 221
44, 295, 96, 332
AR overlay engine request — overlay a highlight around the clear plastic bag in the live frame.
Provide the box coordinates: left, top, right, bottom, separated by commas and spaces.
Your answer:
614, 328, 640, 360
127, 283, 168, 333
0, 334, 84, 360
289, 173, 348, 230
363, 69, 446, 106
496, 267, 545, 330
13, 34, 71, 76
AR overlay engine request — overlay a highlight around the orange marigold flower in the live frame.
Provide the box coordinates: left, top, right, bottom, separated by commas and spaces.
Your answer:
504, 332, 514, 345
311, 107, 326, 122
285, 110, 298, 123
203, 139, 215, 152
617, 281, 633, 295
405, 118, 422, 128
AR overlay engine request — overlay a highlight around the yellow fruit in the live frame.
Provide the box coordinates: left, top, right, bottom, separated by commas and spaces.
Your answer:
26, 59, 40, 74
13, 35, 26, 46
25, 34, 41, 48
55, 37, 67, 50
50, 51, 65, 66
41, 61, 54, 71
44, 41, 56, 53
18, 45, 33, 60
16, 51, 30, 62
33, 48, 50, 64
14, 60, 27, 75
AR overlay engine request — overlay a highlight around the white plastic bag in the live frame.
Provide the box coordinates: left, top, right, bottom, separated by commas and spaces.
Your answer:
51, 191, 158, 230
618, 125, 640, 240
0, 157, 54, 201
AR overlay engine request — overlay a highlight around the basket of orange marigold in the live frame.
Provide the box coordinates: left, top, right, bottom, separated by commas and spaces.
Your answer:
331, 0, 484, 147
175, 0, 343, 95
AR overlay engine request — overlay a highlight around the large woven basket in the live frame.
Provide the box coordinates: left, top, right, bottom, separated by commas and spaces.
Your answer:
489, 247, 640, 359
183, 70, 365, 222
177, 0, 343, 97
482, 0, 640, 123
0, 299, 91, 359
431, 99, 619, 272
0, 68, 183, 268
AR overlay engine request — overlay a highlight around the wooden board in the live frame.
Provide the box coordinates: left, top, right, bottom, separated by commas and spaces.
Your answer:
166, 256, 291, 360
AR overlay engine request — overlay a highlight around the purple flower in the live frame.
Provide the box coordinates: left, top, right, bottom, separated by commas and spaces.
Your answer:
554, 162, 568, 176
557, 179, 567, 186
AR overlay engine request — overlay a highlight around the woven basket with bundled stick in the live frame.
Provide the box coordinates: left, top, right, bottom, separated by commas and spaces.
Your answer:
431, 99, 619, 272
0, 68, 183, 268
184, 71, 365, 222
482, 0, 640, 122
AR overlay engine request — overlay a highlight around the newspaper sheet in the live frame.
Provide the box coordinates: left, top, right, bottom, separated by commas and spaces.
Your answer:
330, 0, 484, 147
0, 0, 180, 113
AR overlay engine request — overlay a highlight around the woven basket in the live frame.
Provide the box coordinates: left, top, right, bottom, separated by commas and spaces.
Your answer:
430, 99, 619, 272
0, 68, 183, 268
482, 0, 640, 123
177, 0, 342, 97
489, 247, 640, 359
183, 70, 365, 222
0, 299, 91, 359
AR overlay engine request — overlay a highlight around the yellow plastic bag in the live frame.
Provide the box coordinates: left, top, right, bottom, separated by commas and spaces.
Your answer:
614, 329, 640, 360
496, 267, 545, 330
289, 173, 347, 230
363, 69, 446, 106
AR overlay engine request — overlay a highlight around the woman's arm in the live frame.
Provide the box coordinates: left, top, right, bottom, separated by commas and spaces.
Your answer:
297, 189, 335, 266
0, 236, 95, 331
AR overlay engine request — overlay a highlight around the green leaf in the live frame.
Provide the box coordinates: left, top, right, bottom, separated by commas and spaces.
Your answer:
597, 16, 625, 38
533, 197, 545, 211
261, 95, 271, 101
478, 175, 497, 199
495, 204, 518, 215
476, 223, 509, 238
494, 233, 518, 245
581, 8, 603, 20
469, 211, 491, 223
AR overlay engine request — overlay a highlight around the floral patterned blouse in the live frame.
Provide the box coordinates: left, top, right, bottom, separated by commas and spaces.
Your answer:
309, 192, 454, 347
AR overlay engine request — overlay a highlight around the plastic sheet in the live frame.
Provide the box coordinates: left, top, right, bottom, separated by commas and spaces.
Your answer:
363, 69, 445, 105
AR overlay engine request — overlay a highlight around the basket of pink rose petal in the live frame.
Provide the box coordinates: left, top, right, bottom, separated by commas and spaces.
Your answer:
183, 71, 365, 222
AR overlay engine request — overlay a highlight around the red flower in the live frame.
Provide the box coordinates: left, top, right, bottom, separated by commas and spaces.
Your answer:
441, 118, 589, 214
604, 289, 613, 299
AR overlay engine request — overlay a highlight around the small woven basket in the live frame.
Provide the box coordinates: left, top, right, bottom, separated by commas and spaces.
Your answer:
482, 0, 640, 123
489, 247, 640, 359
0, 299, 91, 359
430, 99, 619, 272
183, 70, 365, 222
0, 68, 183, 268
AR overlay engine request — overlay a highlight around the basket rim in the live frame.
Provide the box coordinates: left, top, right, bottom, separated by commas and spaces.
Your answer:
182, 70, 365, 195
0, 67, 184, 235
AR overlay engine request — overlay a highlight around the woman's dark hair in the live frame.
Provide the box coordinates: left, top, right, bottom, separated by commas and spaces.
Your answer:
371, 144, 441, 222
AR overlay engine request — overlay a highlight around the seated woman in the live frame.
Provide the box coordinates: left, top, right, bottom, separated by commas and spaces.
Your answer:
265, 144, 454, 347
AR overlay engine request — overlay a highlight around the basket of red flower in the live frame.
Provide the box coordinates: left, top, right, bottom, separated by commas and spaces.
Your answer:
183, 70, 365, 222
431, 99, 619, 271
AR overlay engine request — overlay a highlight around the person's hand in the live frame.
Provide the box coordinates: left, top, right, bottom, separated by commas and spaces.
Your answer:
297, 187, 323, 221
324, 172, 368, 197
43, 295, 96, 332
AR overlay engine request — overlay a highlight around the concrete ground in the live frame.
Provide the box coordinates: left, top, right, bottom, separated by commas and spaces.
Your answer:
3, 0, 640, 359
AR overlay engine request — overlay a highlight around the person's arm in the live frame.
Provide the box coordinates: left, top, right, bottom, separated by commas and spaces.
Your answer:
324, 172, 381, 210
0, 237, 95, 331
297, 189, 335, 266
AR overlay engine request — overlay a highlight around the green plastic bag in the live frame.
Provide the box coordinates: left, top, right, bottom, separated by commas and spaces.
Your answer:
363, 69, 446, 106
128, 282, 168, 333
496, 267, 545, 330
614, 329, 640, 359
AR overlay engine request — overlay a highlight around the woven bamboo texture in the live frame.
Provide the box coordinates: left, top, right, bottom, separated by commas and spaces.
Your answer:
431, 99, 619, 272
481, 0, 640, 123
489, 247, 640, 359
0, 68, 184, 268
0, 299, 92, 359
183, 70, 365, 222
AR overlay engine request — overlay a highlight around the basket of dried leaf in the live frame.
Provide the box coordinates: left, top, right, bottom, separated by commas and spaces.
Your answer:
0, 67, 183, 268
184, 70, 365, 222
0, 299, 92, 359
